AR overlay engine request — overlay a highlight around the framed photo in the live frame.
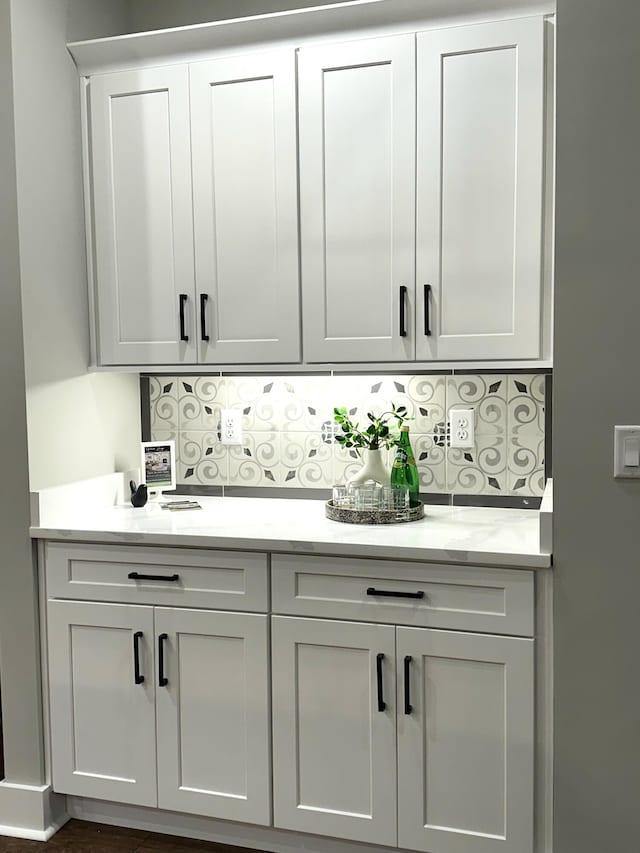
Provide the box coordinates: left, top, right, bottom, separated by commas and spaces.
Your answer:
141, 440, 176, 494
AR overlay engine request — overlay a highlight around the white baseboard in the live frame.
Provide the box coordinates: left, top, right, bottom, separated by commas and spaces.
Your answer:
0, 781, 68, 840
67, 797, 401, 853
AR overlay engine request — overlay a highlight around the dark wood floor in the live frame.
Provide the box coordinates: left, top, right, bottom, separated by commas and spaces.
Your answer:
0, 820, 260, 853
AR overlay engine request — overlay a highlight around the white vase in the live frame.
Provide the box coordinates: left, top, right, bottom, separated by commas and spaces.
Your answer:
348, 448, 390, 487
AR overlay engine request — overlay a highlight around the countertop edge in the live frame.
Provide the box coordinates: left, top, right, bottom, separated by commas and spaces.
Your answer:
30, 526, 552, 570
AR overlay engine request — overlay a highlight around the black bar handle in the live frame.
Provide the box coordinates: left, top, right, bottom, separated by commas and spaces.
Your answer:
404, 655, 412, 715
133, 631, 144, 685
423, 284, 432, 337
128, 572, 180, 583
179, 293, 189, 342
399, 285, 408, 337
200, 293, 210, 342
376, 653, 386, 712
158, 633, 168, 687
367, 587, 425, 600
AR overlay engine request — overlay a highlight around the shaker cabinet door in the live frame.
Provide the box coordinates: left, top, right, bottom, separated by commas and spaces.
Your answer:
155, 608, 271, 825
396, 627, 534, 853
47, 601, 157, 806
299, 35, 416, 363
90, 66, 197, 365
271, 616, 397, 845
416, 18, 544, 361
190, 50, 300, 364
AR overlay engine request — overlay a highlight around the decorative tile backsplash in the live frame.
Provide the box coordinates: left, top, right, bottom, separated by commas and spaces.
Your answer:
146, 373, 549, 499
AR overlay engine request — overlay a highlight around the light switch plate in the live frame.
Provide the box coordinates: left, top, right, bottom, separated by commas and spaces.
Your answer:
614, 425, 640, 477
449, 408, 475, 449
220, 409, 243, 446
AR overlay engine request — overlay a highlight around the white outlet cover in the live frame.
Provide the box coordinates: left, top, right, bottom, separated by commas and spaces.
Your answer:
220, 409, 243, 446
449, 408, 475, 449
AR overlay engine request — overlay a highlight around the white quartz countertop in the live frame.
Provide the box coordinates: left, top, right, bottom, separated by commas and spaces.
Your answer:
30, 495, 551, 569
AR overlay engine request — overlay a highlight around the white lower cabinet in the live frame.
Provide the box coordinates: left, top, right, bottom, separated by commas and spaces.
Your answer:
271, 616, 534, 853
155, 607, 271, 824
396, 628, 534, 853
48, 601, 158, 806
46, 546, 537, 853
271, 616, 398, 846
48, 599, 270, 825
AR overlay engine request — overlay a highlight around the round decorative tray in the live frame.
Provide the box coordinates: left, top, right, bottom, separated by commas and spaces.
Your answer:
325, 500, 425, 525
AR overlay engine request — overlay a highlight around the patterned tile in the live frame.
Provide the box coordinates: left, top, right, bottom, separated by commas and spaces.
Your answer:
281, 432, 334, 488
145, 371, 549, 500
149, 427, 178, 445
447, 375, 508, 435
407, 375, 447, 433
178, 376, 226, 431
507, 374, 545, 435
413, 434, 447, 494
149, 377, 179, 432
508, 429, 545, 497
226, 377, 280, 432
178, 431, 227, 486
446, 435, 508, 495
228, 432, 282, 486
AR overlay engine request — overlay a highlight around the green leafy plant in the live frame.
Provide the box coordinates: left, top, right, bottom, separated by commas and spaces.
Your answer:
333, 404, 409, 452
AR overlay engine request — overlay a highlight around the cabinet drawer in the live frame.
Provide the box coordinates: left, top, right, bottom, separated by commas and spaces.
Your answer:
272, 555, 533, 636
46, 543, 268, 612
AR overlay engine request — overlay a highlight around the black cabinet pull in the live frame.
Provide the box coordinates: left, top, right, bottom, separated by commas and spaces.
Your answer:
128, 572, 180, 583
133, 631, 144, 685
404, 655, 412, 715
423, 284, 432, 337
376, 653, 386, 712
179, 293, 189, 342
200, 293, 210, 342
399, 285, 408, 337
158, 633, 168, 687
366, 587, 425, 600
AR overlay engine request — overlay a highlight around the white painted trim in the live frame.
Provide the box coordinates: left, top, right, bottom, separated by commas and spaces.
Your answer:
539, 478, 553, 555
66, 796, 419, 853
534, 568, 554, 853
67, 1, 555, 76
0, 782, 68, 841
89, 360, 554, 375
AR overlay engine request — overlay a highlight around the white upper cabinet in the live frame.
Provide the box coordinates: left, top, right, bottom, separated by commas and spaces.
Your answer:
90, 66, 197, 366
298, 35, 416, 362
190, 51, 300, 363
416, 18, 544, 361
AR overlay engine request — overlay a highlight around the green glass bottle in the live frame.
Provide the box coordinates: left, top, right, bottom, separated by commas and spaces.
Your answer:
391, 426, 420, 505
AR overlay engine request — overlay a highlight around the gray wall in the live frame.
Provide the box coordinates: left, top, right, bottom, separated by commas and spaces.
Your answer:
128, 0, 348, 31
0, 0, 43, 786
12, 0, 141, 492
0, 0, 136, 786
554, 1, 640, 851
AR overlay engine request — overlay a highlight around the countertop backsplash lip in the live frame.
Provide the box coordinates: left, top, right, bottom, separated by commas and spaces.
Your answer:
143, 370, 550, 502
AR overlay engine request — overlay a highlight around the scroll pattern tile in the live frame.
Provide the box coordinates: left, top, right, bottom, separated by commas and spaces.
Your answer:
147, 372, 548, 497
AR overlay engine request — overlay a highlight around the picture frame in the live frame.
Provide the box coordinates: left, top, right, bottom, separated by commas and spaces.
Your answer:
140, 440, 176, 495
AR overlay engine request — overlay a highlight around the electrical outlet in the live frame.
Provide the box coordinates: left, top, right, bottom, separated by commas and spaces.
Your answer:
220, 409, 243, 446
449, 408, 475, 448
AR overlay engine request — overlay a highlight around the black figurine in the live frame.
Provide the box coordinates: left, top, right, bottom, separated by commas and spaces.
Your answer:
130, 480, 148, 508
